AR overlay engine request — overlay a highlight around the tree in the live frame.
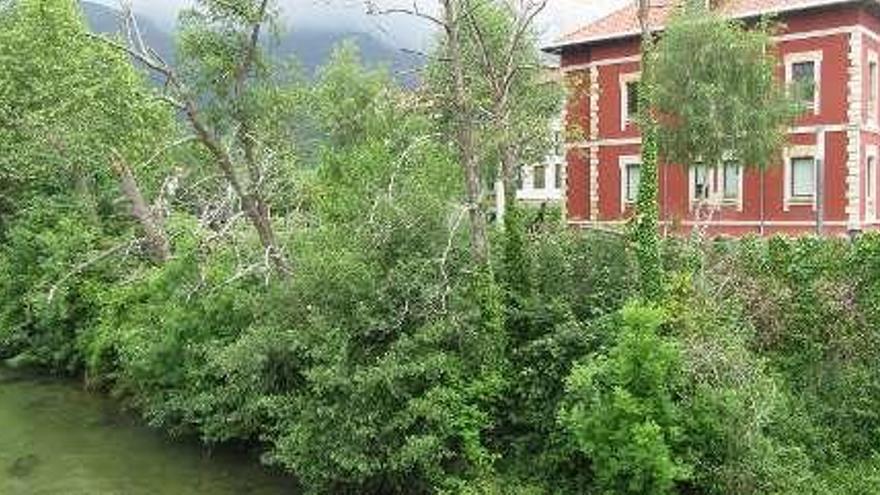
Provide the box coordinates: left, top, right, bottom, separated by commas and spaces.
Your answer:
0, 0, 179, 369
437, 0, 492, 265
0, 0, 176, 259
632, 0, 664, 301
457, 0, 561, 220
560, 304, 689, 495
650, 4, 797, 234
98, 0, 295, 274
630, 1, 797, 298
374, 0, 559, 264
651, 4, 796, 170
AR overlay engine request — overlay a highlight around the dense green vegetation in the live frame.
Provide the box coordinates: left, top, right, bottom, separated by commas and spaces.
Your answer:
3, 1, 880, 494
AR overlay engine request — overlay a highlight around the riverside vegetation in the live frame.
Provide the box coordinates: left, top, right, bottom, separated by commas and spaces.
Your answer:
2, 0, 880, 494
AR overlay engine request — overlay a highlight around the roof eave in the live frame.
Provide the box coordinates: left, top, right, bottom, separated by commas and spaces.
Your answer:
543, 0, 859, 53
542, 30, 642, 53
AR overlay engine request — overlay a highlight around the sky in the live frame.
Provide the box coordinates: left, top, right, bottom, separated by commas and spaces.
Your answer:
89, 0, 628, 50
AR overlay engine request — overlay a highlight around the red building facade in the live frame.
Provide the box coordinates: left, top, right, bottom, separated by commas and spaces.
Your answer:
548, 0, 880, 236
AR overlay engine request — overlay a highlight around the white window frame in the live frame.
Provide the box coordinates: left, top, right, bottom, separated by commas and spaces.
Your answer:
619, 155, 641, 212
687, 161, 744, 211
619, 72, 641, 131
785, 50, 823, 116
783, 144, 818, 211
868, 51, 878, 127
689, 163, 712, 204
867, 145, 878, 222
721, 160, 744, 207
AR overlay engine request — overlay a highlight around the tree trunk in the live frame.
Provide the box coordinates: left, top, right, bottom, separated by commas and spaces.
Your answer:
443, 0, 489, 264
633, 0, 664, 300
495, 95, 519, 214
111, 155, 171, 263
500, 134, 519, 212
184, 101, 289, 274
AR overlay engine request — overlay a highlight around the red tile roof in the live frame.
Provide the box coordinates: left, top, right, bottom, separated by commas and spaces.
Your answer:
551, 0, 857, 49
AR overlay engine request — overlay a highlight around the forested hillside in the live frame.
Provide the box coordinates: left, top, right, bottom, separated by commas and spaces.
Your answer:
79, 0, 423, 83
2, 1, 880, 494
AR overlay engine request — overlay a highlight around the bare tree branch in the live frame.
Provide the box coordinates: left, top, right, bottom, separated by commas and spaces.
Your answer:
90, 2, 291, 276
47, 240, 136, 303
366, 0, 447, 28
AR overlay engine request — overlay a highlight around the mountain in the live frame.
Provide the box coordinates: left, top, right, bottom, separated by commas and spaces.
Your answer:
78, 1, 423, 85
278, 28, 422, 85
80, 1, 174, 63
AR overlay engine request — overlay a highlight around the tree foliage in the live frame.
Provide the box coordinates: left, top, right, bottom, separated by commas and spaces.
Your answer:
561, 304, 689, 495
650, 4, 798, 169
0, 0, 175, 231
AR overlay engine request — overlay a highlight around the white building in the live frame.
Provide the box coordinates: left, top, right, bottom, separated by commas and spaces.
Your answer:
516, 119, 565, 205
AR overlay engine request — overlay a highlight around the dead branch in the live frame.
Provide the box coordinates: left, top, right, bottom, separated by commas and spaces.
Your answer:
438, 205, 467, 312
366, 0, 447, 28
89, 2, 291, 276
47, 240, 136, 303
111, 149, 172, 263
367, 133, 440, 225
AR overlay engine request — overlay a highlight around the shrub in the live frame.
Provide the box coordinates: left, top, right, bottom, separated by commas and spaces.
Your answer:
560, 303, 689, 495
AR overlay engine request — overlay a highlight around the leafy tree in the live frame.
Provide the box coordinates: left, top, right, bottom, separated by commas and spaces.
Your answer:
455, 0, 561, 217
97, 0, 297, 274
0, 0, 177, 368
0, 0, 175, 237
391, 0, 559, 264
650, 4, 797, 172
631, 2, 797, 299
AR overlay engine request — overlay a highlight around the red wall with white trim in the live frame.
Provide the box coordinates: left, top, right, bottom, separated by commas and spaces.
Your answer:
560, 3, 878, 236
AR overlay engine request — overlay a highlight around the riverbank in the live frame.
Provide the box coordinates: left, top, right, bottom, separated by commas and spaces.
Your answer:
0, 366, 297, 495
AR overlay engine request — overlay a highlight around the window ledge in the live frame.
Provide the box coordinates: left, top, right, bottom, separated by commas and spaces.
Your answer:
690, 198, 742, 206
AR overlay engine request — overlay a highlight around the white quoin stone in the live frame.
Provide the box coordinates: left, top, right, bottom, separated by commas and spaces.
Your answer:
846, 32, 864, 231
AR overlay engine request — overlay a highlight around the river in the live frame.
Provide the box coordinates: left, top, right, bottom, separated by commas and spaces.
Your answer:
0, 367, 298, 495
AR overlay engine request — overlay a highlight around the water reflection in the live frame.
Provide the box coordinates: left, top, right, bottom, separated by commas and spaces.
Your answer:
0, 367, 297, 495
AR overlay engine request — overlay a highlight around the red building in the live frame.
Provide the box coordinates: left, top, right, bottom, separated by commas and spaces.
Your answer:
546, 0, 880, 236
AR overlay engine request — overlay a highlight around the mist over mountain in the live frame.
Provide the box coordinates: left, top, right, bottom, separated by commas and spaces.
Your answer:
277, 28, 423, 84
79, 1, 423, 84
81, 1, 174, 62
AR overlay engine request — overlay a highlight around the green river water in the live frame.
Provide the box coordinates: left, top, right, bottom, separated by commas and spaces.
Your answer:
0, 367, 298, 495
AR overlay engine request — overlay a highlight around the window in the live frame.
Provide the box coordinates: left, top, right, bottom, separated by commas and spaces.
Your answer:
553, 131, 563, 157
722, 161, 741, 200
619, 155, 641, 211
533, 165, 546, 190
792, 61, 816, 111
789, 157, 815, 200
626, 81, 639, 122
786, 51, 822, 115
624, 162, 641, 203
554, 162, 563, 189
870, 54, 878, 123
693, 165, 711, 200
690, 162, 742, 206
620, 72, 641, 130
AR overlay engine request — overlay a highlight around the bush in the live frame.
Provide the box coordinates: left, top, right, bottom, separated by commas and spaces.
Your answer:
560, 303, 688, 495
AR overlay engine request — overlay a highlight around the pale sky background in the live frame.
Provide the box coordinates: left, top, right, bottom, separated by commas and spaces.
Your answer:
89, 0, 628, 50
